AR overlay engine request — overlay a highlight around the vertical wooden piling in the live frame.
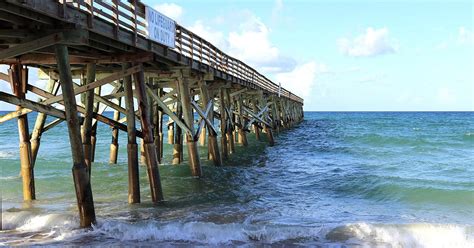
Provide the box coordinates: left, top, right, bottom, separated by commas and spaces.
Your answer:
177, 73, 201, 177
199, 80, 221, 166
109, 96, 121, 164
172, 104, 183, 165
219, 88, 228, 159
168, 118, 174, 145
224, 89, 235, 154
123, 63, 140, 204
30, 75, 56, 166
81, 63, 96, 170
153, 88, 163, 163
251, 99, 261, 141
237, 96, 248, 146
90, 86, 101, 162
9, 64, 35, 201
55, 44, 96, 227
133, 64, 163, 202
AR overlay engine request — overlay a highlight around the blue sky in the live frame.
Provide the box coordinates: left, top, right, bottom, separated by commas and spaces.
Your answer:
0, 0, 472, 111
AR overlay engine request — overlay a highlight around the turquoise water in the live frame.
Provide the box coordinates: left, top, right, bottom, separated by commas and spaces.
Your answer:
1, 111, 473, 246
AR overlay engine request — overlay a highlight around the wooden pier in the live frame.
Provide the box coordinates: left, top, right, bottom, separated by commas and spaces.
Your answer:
0, 0, 304, 228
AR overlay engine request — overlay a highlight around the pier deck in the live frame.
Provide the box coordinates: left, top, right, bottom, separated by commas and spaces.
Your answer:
0, 0, 304, 227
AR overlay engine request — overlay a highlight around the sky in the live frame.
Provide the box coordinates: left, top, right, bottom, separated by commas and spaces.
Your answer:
0, 0, 472, 111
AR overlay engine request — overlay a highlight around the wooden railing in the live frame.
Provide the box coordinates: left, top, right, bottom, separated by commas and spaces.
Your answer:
63, 0, 303, 104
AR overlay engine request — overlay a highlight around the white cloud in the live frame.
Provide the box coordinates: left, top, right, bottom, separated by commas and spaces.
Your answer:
226, 14, 296, 73
338, 27, 396, 57
272, 0, 284, 21
458, 26, 473, 44
437, 87, 456, 105
188, 12, 296, 73
154, 3, 183, 21
189, 20, 227, 50
275, 61, 327, 99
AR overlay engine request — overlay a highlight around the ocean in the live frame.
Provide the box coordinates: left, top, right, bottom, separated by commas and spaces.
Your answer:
0, 111, 473, 247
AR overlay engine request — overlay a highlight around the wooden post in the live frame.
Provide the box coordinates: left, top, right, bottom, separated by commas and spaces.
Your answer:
109, 96, 121, 164
172, 103, 183, 165
272, 96, 280, 134
199, 80, 221, 166
81, 63, 96, 170
177, 73, 201, 177
55, 44, 96, 227
9, 64, 35, 201
167, 118, 174, 145
251, 99, 261, 141
153, 88, 163, 163
219, 88, 228, 160
133, 64, 163, 202
123, 63, 140, 204
30, 75, 57, 167
259, 92, 275, 146
225, 89, 235, 154
90, 86, 101, 162
237, 96, 248, 146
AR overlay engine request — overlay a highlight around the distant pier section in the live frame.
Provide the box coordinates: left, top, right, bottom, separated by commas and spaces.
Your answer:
0, 0, 304, 228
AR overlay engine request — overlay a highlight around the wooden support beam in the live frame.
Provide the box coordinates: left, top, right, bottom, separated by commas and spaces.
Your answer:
123, 63, 140, 204
0, 91, 65, 120
8, 64, 35, 201
26, 84, 140, 138
133, 64, 163, 202
81, 63, 96, 170
172, 103, 183, 165
153, 88, 163, 163
109, 96, 121, 165
251, 99, 261, 141
177, 73, 201, 177
0, 65, 142, 122
55, 44, 96, 228
0, 33, 64, 60
41, 117, 61, 132
225, 89, 235, 154
0, 31, 88, 60
237, 96, 248, 146
146, 85, 192, 135
219, 88, 228, 159
30, 75, 57, 168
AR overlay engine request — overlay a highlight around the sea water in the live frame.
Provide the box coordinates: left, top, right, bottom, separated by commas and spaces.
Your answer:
0, 112, 473, 246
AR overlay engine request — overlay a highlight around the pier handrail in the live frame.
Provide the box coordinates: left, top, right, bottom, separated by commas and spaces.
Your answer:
59, 0, 303, 104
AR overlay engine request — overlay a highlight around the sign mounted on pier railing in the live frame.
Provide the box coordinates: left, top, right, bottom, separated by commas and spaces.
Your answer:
145, 6, 176, 48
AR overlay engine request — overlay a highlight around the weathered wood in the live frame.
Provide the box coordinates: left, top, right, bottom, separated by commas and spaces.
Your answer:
0, 92, 66, 120
81, 63, 96, 170
9, 64, 35, 201
90, 86, 101, 163
237, 96, 248, 146
199, 80, 221, 166
251, 99, 261, 141
123, 63, 140, 204
109, 96, 121, 164
146, 85, 192, 135
172, 104, 183, 165
55, 44, 96, 228
153, 88, 163, 163
177, 73, 201, 177
30, 75, 57, 167
219, 88, 228, 159
225, 89, 235, 154
133, 64, 163, 202
0, 66, 141, 122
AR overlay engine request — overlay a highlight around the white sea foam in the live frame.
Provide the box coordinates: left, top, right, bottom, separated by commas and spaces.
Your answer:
0, 150, 14, 158
1, 213, 473, 247
326, 222, 473, 248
